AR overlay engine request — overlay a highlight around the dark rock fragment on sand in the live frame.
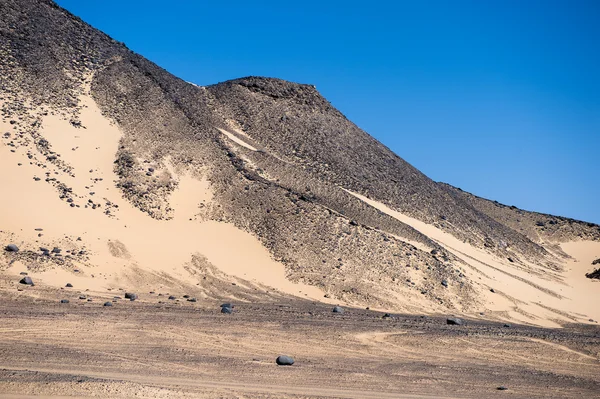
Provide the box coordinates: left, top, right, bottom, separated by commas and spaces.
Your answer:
585, 268, 600, 280
124, 292, 138, 301
221, 306, 233, 314
332, 306, 344, 314
5, 244, 19, 252
60, 299, 69, 304
447, 317, 464, 326
276, 355, 294, 366
65, 283, 73, 287
19, 276, 33, 285
103, 302, 113, 307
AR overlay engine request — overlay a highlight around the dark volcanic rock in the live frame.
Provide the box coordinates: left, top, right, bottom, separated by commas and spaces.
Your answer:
124, 292, 138, 301
5, 244, 19, 252
332, 306, 344, 314
593, 258, 600, 265
19, 276, 33, 285
276, 355, 295, 366
221, 306, 233, 314
60, 299, 69, 304
586, 269, 600, 280
447, 317, 464, 326
103, 302, 113, 307
65, 283, 73, 288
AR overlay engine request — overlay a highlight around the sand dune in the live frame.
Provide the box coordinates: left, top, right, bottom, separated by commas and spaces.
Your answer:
0, 94, 324, 301
344, 189, 600, 326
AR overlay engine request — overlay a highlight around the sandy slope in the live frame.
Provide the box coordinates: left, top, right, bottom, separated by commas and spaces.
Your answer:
0, 93, 324, 301
1, 90, 598, 326
344, 190, 600, 327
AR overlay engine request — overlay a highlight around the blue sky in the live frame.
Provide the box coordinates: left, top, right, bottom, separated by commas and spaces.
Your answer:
56, 0, 600, 223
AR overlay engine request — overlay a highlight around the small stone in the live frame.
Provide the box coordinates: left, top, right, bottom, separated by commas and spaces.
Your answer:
446, 317, 464, 326
65, 283, 73, 288
103, 302, 113, 307
497, 386, 508, 391
5, 244, 19, 252
19, 276, 33, 285
221, 306, 233, 314
332, 306, 344, 314
124, 292, 138, 301
60, 299, 69, 304
276, 355, 294, 366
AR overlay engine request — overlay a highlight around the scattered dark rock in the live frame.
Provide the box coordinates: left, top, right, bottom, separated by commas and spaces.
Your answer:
490, 288, 495, 293
497, 386, 508, 391
332, 306, 344, 314
19, 276, 33, 285
503, 323, 511, 328
79, 295, 86, 300
447, 317, 464, 326
585, 269, 600, 280
187, 298, 197, 302
60, 299, 69, 304
124, 292, 138, 301
51, 247, 61, 254
507, 257, 514, 263
220, 303, 233, 308
19, 272, 28, 275
65, 283, 73, 287
103, 302, 113, 307
168, 295, 176, 300
5, 244, 19, 252
441, 280, 448, 288
221, 306, 233, 314
276, 355, 295, 366
593, 258, 600, 265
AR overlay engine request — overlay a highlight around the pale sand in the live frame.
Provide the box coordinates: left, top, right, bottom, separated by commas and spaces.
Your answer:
344, 189, 600, 326
0, 94, 324, 300
216, 127, 257, 151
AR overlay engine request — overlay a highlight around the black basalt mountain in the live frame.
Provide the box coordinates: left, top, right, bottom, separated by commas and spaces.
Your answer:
1, 0, 599, 315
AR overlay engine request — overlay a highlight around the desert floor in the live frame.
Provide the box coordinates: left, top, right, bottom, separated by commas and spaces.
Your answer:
0, 294, 598, 399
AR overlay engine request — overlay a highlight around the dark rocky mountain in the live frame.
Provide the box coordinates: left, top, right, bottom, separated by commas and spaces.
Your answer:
1, 0, 598, 315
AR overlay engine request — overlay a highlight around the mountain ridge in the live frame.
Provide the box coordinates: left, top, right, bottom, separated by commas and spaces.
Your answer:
1, 0, 599, 326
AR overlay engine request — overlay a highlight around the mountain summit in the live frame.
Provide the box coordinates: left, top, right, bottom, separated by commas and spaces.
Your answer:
1, 0, 599, 325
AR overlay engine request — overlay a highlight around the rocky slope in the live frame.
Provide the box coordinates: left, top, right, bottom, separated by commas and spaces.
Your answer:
1, 0, 599, 325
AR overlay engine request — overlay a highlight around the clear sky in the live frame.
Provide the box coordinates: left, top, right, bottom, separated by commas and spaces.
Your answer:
55, 0, 600, 224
